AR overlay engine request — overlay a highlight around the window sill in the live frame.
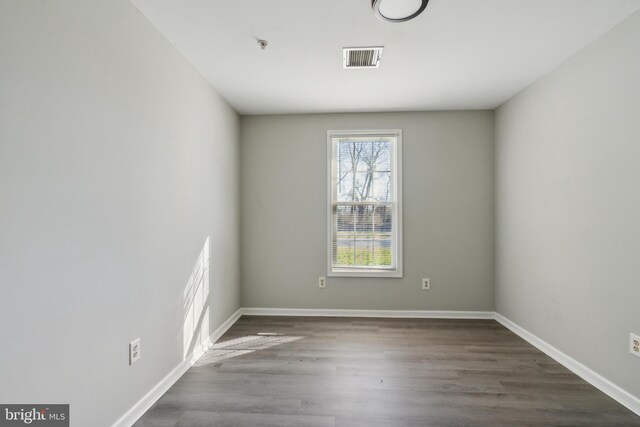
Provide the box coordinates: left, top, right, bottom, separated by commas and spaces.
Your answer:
328, 269, 403, 278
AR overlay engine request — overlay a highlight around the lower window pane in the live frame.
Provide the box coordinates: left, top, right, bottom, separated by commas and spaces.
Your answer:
333, 203, 393, 268
334, 234, 392, 267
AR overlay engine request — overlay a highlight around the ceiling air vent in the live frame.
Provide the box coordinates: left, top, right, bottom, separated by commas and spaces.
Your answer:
343, 47, 384, 69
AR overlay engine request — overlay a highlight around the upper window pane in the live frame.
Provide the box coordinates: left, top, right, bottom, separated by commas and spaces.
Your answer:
335, 138, 393, 202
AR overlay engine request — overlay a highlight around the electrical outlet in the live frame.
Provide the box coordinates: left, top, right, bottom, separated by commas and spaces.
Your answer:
631, 333, 640, 358
129, 338, 141, 365
422, 278, 430, 290
319, 277, 326, 288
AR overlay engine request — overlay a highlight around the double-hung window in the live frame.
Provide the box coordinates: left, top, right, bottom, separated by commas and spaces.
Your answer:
327, 130, 402, 277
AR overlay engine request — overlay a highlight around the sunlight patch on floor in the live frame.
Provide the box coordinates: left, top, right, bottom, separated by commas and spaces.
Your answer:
194, 334, 303, 366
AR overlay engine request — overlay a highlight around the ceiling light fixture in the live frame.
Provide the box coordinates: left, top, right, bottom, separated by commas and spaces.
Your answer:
371, 0, 429, 23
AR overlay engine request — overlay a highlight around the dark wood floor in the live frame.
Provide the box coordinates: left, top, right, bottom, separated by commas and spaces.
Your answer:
135, 316, 640, 426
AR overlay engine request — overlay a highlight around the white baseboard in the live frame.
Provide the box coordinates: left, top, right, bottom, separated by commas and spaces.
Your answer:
187, 307, 244, 363
494, 312, 640, 417
111, 358, 190, 427
112, 308, 243, 427
207, 308, 244, 348
241, 307, 495, 319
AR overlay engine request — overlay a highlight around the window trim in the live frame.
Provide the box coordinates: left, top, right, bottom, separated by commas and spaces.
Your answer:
326, 129, 403, 278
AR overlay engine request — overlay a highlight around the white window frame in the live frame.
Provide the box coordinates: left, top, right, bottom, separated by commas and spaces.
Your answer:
327, 129, 403, 278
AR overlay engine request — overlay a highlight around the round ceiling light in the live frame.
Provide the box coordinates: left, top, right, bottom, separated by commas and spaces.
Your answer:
372, 0, 429, 23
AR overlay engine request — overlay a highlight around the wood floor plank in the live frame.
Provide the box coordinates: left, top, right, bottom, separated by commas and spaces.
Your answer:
135, 316, 640, 426
175, 411, 335, 427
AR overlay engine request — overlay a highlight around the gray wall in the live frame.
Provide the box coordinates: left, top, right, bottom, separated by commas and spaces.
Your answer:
241, 112, 494, 310
495, 12, 640, 398
0, 1, 240, 425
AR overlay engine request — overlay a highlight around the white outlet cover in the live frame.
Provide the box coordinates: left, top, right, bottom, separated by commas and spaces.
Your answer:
130, 338, 141, 365
319, 277, 326, 288
422, 278, 430, 289
631, 333, 640, 358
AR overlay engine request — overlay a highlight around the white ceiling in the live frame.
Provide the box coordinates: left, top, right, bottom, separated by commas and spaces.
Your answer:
131, 0, 640, 115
